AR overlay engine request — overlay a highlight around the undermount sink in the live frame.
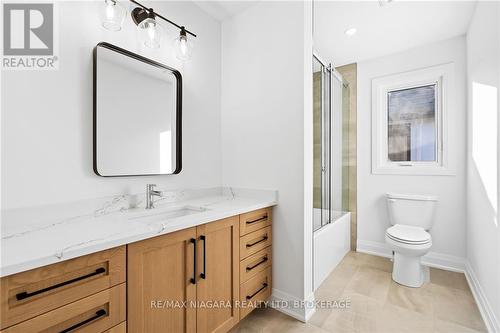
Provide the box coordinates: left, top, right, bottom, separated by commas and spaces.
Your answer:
128, 206, 208, 223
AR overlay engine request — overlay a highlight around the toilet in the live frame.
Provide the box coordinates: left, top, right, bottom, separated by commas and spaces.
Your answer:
385, 193, 437, 288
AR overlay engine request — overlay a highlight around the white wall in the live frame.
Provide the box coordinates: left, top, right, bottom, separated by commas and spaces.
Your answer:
466, 2, 500, 330
221, 1, 314, 320
357, 36, 468, 262
1, 1, 222, 209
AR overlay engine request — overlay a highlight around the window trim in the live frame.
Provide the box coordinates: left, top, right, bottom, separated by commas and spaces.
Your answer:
371, 63, 454, 175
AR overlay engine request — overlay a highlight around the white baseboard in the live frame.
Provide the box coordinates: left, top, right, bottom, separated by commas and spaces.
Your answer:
269, 288, 316, 323
357, 239, 466, 272
421, 252, 465, 273
356, 239, 392, 258
465, 262, 500, 333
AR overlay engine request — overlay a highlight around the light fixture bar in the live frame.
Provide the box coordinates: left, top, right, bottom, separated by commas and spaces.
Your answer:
129, 0, 197, 37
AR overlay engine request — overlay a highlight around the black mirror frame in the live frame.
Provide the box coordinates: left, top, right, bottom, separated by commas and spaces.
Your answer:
93, 42, 182, 177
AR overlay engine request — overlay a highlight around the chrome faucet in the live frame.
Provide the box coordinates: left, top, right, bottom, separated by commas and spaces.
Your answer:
146, 184, 162, 209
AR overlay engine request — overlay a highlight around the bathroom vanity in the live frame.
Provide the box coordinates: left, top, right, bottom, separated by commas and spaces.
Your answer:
0, 190, 276, 333
0, 43, 277, 333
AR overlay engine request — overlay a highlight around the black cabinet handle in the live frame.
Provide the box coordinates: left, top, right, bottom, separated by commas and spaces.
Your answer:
246, 256, 268, 271
246, 283, 268, 300
246, 235, 268, 248
200, 235, 206, 279
16, 267, 106, 301
59, 309, 107, 333
190, 238, 196, 284
246, 215, 268, 225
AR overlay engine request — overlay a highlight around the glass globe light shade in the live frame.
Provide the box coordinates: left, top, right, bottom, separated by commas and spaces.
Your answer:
101, 0, 126, 32
174, 30, 194, 61
138, 17, 162, 48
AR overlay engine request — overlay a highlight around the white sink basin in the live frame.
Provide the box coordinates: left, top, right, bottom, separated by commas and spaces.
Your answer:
128, 206, 208, 223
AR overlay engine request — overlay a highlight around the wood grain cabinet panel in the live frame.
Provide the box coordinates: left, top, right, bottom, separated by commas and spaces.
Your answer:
0, 246, 126, 329
238, 207, 273, 322
127, 227, 197, 333
239, 267, 272, 320
240, 246, 272, 283
104, 321, 126, 333
239, 208, 272, 236
239, 227, 272, 260
0, 283, 126, 333
196, 216, 240, 333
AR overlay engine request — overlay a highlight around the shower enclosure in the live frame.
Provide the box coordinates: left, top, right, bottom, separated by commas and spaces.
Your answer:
313, 54, 349, 231
312, 53, 351, 290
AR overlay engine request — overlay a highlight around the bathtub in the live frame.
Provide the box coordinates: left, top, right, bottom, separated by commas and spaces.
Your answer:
313, 210, 351, 290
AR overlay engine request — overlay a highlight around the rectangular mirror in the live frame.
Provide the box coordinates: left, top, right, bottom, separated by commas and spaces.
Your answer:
93, 42, 182, 177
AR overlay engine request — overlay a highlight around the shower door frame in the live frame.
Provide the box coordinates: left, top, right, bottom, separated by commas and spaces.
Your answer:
313, 52, 346, 231
313, 53, 332, 229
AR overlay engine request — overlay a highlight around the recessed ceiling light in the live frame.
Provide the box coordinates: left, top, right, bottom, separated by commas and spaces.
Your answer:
344, 28, 357, 36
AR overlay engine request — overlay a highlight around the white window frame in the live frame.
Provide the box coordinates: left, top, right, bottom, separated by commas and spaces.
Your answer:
371, 63, 454, 175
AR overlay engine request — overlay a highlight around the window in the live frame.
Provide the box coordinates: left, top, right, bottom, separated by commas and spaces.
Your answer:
388, 84, 437, 162
372, 63, 453, 175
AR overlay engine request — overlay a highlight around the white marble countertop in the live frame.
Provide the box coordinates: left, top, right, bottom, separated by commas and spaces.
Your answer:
0, 188, 277, 277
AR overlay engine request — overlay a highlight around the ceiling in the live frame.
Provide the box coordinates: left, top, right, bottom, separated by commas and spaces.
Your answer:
193, 1, 257, 21
314, 1, 477, 66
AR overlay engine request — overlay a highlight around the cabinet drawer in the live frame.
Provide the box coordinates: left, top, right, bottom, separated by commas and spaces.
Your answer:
104, 321, 126, 333
1, 283, 126, 333
239, 267, 272, 320
240, 208, 272, 236
1, 246, 126, 329
240, 226, 272, 260
240, 246, 272, 283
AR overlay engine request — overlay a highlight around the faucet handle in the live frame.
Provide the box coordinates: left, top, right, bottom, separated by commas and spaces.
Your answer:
147, 184, 157, 189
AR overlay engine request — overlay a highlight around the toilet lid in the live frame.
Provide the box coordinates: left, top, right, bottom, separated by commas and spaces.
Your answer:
386, 224, 431, 244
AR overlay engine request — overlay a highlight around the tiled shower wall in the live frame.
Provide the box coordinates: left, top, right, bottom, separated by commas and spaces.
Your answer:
337, 63, 357, 251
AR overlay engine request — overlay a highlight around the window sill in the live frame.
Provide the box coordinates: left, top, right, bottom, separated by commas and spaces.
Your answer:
372, 165, 455, 176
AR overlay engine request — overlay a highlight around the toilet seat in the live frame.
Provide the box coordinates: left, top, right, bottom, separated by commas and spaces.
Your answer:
386, 224, 431, 245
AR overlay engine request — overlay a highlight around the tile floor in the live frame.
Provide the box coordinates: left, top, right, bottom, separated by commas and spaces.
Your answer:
232, 251, 487, 333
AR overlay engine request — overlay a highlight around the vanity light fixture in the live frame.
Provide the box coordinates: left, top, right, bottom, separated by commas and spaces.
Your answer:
174, 27, 194, 61
132, 6, 163, 48
129, 0, 197, 59
100, 0, 126, 31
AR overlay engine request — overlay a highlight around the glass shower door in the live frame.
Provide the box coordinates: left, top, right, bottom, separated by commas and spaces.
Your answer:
313, 56, 331, 231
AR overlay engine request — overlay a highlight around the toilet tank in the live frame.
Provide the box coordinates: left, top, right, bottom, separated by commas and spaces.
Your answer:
386, 193, 438, 230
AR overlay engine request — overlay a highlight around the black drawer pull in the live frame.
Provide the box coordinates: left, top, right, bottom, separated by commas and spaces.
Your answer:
246, 215, 268, 225
190, 238, 196, 284
246, 283, 268, 300
59, 309, 106, 333
15, 267, 106, 301
246, 235, 268, 248
200, 235, 206, 279
246, 256, 268, 271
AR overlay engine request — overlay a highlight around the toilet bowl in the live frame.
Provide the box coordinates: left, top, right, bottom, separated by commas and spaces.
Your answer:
385, 193, 437, 288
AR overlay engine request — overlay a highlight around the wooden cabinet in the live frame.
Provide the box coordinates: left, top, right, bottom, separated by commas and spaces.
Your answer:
1, 206, 273, 333
0, 246, 126, 331
127, 227, 197, 333
128, 216, 240, 333
196, 216, 239, 333
239, 208, 272, 236
239, 268, 272, 319
238, 208, 273, 320
239, 226, 272, 260
105, 322, 127, 333
240, 246, 272, 283
1, 284, 126, 333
